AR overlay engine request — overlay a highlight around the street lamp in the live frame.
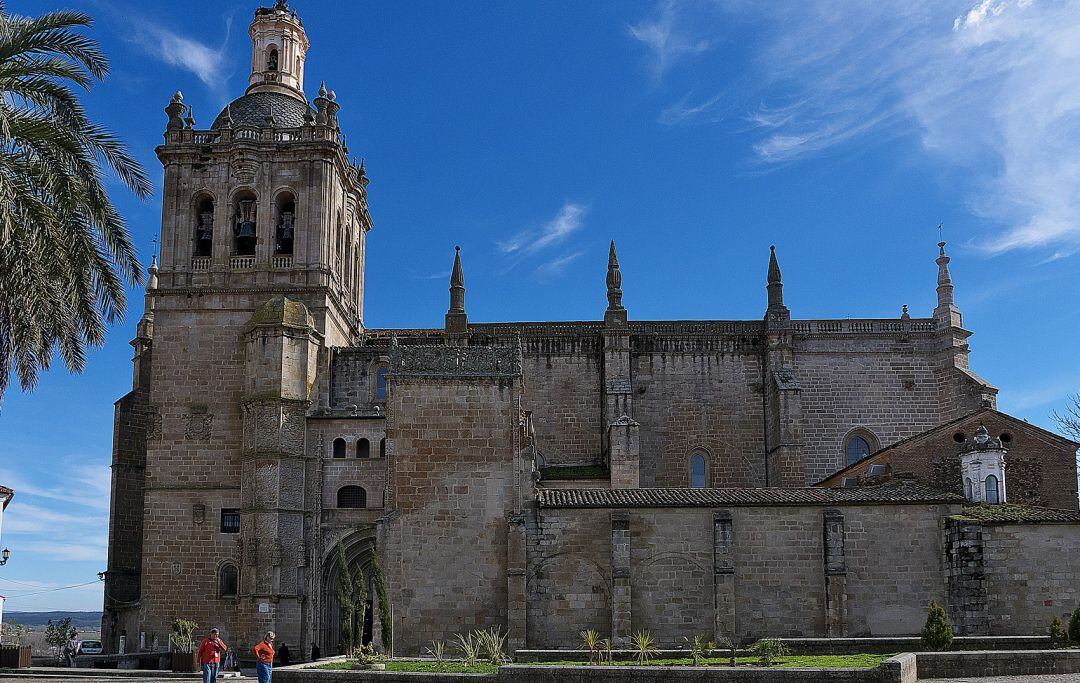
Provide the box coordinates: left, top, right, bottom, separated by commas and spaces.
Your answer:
0, 548, 10, 565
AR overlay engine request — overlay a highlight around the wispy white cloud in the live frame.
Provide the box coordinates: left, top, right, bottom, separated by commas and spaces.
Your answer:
627, 0, 713, 83
535, 251, 585, 279
658, 91, 727, 126
631, 0, 1080, 257
128, 15, 233, 92
498, 202, 588, 256
3, 502, 107, 535
1002, 374, 1080, 412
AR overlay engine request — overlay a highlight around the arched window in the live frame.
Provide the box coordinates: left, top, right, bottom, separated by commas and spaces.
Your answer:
267, 47, 279, 71
332, 438, 347, 459
964, 478, 973, 501
356, 438, 370, 459
219, 564, 238, 598
690, 453, 706, 488
984, 475, 1000, 504
844, 435, 871, 466
275, 193, 295, 255
337, 485, 367, 509
194, 196, 214, 257
232, 192, 257, 256
379, 437, 386, 458
374, 367, 389, 402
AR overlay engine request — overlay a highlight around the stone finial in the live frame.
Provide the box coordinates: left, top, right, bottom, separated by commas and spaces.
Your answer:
765, 245, 789, 320
171, 91, 184, 103
606, 240, 623, 312
934, 240, 963, 328
449, 246, 465, 314
318, 81, 328, 98
445, 246, 468, 335
147, 254, 159, 291
165, 92, 187, 130
219, 103, 233, 128
901, 304, 910, 320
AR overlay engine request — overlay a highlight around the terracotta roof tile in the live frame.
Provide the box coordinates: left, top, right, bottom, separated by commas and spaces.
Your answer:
538, 481, 960, 509
955, 504, 1080, 524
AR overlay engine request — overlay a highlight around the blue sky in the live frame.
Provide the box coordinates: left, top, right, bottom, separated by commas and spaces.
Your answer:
1, 0, 1079, 611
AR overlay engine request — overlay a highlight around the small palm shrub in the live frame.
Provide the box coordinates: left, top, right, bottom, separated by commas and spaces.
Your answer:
475, 627, 509, 665
750, 638, 789, 667
425, 640, 446, 662
580, 629, 602, 665
1070, 605, 1080, 644
631, 630, 657, 665
600, 638, 613, 665
921, 600, 954, 651
681, 634, 714, 666
453, 632, 480, 666
1050, 616, 1067, 645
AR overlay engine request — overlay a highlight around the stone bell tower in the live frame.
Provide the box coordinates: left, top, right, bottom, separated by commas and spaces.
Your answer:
106, 0, 372, 653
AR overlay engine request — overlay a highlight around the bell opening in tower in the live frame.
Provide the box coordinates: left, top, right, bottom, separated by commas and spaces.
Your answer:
232, 192, 258, 256
275, 192, 296, 255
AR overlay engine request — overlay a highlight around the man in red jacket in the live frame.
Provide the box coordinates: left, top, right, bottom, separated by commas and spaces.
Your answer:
196, 628, 228, 683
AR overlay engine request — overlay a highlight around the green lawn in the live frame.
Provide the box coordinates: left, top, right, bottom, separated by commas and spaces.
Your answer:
317, 653, 889, 672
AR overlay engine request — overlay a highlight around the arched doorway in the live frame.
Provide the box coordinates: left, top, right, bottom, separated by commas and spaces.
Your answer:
320, 527, 377, 655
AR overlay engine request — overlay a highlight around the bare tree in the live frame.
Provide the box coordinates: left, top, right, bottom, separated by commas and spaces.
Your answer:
1053, 393, 1080, 442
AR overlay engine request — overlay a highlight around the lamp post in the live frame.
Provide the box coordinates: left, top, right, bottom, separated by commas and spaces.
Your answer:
0, 548, 10, 565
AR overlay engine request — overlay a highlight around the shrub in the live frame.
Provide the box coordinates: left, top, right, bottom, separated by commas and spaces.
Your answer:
599, 638, 613, 665
352, 643, 384, 666
425, 640, 446, 663
1070, 605, 1080, 644
453, 632, 480, 666
921, 600, 954, 651
1050, 616, 1067, 645
681, 634, 714, 666
750, 638, 789, 667
475, 627, 509, 665
580, 629, 602, 665
170, 619, 197, 654
631, 630, 657, 666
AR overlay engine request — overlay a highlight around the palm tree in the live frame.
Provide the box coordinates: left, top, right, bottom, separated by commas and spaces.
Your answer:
0, 3, 150, 405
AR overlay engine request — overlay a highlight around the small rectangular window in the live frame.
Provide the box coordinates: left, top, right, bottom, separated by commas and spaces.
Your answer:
221, 508, 240, 534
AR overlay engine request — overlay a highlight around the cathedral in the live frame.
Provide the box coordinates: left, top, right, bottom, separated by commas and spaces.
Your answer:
103, 1, 1080, 658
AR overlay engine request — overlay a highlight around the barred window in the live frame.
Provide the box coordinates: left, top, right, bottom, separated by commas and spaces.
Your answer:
337, 486, 367, 509
220, 508, 240, 534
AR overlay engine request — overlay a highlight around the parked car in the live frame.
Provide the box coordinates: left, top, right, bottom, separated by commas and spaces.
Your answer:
79, 641, 103, 655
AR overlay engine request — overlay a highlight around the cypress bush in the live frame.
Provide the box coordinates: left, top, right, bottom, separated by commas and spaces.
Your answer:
1069, 605, 1080, 644
921, 600, 954, 651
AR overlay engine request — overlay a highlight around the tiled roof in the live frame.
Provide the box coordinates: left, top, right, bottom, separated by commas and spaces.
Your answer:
537, 481, 961, 509
212, 92, 314, 129
955, 504, 1080, 524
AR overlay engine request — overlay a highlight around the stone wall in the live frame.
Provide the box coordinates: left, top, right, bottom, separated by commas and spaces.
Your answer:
384, 368, 523, 654
631, 349, 765, 488
527, 501, 955, 647
982, 522, 1080, 634
794, 334, 942, 484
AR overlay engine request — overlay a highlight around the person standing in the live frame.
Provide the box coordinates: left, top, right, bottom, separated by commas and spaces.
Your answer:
253, 631, 276, 683
64, 630, 81, 667
196, 628, 228, 683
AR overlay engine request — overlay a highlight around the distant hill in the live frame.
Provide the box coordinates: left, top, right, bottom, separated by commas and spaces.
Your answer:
5, 612, 102, 629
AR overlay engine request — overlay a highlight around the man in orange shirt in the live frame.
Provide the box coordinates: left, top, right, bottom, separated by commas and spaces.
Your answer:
195, 628, 228, 683
253, 631, 275, 683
